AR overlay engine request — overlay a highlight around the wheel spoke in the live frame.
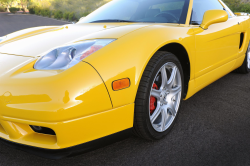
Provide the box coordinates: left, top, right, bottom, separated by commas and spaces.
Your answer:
148, 62, 182, 133
150, 105, 161, 123
161, 66, 168, 88
161, 108, 167, 131
170, 85, 181, 98
151, 89, 161, 99
167, 67, 177, 88
167, 103, 176, 117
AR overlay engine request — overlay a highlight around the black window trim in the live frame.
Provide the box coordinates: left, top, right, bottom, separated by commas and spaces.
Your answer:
179, 0, 190, 24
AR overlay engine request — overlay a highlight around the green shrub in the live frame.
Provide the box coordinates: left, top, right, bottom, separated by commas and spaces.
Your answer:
225, 2, 250, 13
28, 6, 35, 14
34, 7, 41, 15
63, 11, 70, 20
50, 10, 56, 18
41, 8, 50, 17
51, 10, 55, 16
0, 6, 6, 12
9, 7, 20, 14
40, 9, 45, 16
239, 3, 250, 13
54, 10, 63, 19
83, 12, 90, 17
69, 12, 77, 21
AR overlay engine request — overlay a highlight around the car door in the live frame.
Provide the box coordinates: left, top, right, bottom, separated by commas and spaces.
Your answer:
191, 0, 243, 89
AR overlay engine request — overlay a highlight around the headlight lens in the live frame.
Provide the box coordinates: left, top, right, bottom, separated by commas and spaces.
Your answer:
34, 39, 115, 70
0, 36, 7, 43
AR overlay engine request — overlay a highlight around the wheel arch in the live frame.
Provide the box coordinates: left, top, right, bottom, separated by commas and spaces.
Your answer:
85, 26, 194, 108
158, 43, 191, 98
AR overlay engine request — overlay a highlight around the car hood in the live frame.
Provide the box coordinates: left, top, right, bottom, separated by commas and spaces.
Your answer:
0, 23, 149, 57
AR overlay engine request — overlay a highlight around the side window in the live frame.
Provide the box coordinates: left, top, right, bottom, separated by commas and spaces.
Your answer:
191, 0, 231, 25
150, 1, 185, 12
148, 1, 186, 23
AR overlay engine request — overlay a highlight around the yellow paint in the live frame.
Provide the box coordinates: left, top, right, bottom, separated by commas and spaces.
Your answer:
0, 1, 249, 150
0, 59, 112, 122
0, 27, 59, 46
234, 12, 249, 16
185, 0, 193, 25
0, 104, 134, 149
200, 10, 228, 30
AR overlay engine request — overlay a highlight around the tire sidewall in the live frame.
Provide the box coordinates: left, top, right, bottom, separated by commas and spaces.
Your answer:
246, 43, 250, 72
144, 54, 184, 139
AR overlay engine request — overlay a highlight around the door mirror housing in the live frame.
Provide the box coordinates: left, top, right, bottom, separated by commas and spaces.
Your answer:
200, 10, 228, 30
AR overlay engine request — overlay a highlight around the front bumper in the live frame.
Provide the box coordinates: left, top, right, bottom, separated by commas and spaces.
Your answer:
0, 53, 134, 154
0, 127, 132, 159
0, 104, 134, 150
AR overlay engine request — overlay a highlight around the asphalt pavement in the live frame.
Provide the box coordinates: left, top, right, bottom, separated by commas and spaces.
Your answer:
0, 12, 250, 166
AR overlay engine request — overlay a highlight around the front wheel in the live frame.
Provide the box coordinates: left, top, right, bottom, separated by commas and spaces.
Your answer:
133, 51, 184, 140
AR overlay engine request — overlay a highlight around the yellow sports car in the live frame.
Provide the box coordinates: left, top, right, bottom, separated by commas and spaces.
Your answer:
0, 0, 249, 159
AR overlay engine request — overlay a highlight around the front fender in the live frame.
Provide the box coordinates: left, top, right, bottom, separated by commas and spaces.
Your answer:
0, 56, 112, 122
85, 24, 195, 108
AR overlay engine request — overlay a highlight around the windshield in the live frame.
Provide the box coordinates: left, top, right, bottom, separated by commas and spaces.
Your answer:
79, 0, 190, 24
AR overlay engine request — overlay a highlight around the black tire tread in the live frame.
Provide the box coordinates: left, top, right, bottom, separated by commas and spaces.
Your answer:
133, 51, 183, 140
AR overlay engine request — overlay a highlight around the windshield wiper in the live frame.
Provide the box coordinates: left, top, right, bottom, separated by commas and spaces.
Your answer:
90, 19, 136, 23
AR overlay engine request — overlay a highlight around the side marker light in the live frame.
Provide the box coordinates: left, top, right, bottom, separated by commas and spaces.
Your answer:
112, 78, 130, 91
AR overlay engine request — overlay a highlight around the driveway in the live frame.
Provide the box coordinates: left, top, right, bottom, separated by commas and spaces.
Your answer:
0, 13, 69, 36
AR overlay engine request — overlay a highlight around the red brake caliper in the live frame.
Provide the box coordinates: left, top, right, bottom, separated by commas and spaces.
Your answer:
150, 83, 159, 114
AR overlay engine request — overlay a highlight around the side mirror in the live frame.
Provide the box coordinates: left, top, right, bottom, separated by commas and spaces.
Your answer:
200, 10, 228, 30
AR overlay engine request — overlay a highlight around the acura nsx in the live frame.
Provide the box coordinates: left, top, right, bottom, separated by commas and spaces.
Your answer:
0, 0, 249, 159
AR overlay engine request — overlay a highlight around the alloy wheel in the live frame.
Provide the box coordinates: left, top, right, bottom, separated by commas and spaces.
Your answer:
149, 62, 182, 132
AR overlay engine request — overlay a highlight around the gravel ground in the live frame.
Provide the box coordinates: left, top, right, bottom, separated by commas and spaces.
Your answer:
0, 12, 250, 166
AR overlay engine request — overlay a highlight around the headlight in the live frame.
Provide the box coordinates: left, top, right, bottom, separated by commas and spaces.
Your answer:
0, 36, 7, 43
34, 39, 115, 70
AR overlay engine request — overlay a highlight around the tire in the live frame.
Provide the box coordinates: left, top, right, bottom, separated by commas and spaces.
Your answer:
133, 51, 184, 140
236, 42, 250, 74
